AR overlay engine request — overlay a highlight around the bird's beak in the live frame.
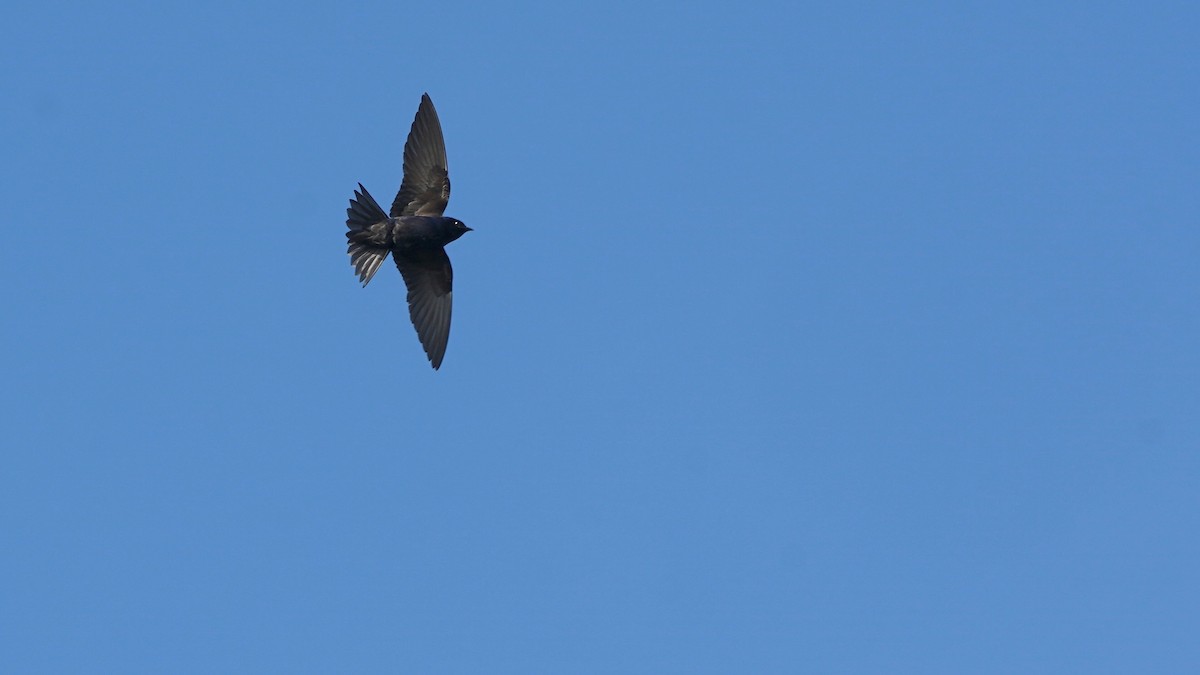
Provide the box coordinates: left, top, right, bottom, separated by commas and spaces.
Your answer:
464, 226, 474, 231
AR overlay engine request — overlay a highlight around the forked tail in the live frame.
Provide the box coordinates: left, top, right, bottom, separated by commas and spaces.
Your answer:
346, 183, 390, 286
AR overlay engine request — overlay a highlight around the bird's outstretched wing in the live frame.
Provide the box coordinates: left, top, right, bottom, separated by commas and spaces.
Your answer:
393, 247, 454, 369
391, 93, 450, 217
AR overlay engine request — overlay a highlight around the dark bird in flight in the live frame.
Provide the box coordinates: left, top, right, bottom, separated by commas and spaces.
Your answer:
346, 93, 471, 370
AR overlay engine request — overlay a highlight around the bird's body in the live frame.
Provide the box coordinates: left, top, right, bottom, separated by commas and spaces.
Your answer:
351, 214, 470, 252
345, 93, 471, 370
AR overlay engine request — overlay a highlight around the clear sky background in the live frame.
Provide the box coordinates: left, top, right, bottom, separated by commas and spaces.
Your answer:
2, 2, 1198, 672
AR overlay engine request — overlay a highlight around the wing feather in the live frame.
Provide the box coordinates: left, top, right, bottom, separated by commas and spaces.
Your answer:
392, 247, 454, 369
391, 93, 450, 217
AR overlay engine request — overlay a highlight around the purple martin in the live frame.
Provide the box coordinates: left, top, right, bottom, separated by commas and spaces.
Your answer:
346, 93, 471, 370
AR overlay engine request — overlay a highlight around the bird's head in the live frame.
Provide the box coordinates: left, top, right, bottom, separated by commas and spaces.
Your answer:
445, 218, 472, 243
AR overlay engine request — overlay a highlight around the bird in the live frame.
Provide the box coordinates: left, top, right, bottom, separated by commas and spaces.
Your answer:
345, 93, 472, 370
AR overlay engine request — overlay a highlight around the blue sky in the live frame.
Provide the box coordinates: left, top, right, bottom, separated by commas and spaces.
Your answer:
2, 1, 1198, 672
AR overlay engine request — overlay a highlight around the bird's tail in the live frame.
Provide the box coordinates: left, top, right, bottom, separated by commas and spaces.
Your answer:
346, 183, 390, 286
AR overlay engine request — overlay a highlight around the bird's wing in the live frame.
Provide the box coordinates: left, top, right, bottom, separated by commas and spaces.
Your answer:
391, 93, 450, 217
393, 247, 454, 369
